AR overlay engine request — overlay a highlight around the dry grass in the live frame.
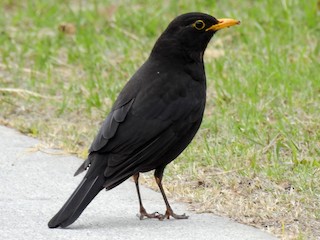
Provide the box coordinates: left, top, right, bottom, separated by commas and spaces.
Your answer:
139, 162, 320, 239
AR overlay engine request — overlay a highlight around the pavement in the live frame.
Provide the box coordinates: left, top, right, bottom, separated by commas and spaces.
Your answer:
0, 125, 277, 240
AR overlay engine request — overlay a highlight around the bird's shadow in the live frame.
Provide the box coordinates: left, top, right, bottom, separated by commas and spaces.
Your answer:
66, 215, 181, 230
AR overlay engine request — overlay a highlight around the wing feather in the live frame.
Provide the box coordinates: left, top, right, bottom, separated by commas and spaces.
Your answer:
89, 98, 135, 152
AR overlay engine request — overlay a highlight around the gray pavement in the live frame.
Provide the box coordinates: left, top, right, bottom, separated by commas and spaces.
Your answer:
0, 125, 277, 240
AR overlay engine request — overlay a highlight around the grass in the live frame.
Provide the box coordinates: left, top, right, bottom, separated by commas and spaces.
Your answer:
0, 0, 319, 239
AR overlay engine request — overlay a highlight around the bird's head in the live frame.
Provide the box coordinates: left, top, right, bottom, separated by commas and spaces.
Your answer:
151, 12, 240, 62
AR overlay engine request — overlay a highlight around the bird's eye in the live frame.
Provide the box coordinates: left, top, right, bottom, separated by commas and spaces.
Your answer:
193, 20, 205, 30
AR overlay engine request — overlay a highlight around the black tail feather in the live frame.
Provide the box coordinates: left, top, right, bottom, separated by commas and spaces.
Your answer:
48, 174, 105, 228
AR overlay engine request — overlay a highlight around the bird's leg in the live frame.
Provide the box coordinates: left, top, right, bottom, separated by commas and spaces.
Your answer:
133, 173, 161, 220
154, 168, 189, 220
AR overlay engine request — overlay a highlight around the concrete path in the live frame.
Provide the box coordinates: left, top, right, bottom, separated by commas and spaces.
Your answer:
0, 125, 277, 240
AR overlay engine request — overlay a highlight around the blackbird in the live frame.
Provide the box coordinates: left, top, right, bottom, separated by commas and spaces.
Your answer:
48, 12, 240, 228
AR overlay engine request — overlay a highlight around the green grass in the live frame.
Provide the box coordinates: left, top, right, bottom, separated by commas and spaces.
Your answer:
0, 0, 319, 239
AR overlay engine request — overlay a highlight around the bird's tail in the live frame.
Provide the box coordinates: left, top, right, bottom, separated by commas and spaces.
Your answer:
48, 172, 105, 228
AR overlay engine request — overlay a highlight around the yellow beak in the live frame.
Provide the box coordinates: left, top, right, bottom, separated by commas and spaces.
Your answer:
206, 18, 240, 31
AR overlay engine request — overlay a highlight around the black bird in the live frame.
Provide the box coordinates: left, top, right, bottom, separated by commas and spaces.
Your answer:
48, 12, 240, 228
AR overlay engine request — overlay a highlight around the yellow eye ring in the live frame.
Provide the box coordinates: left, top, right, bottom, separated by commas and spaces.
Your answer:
193, 20, 205, 30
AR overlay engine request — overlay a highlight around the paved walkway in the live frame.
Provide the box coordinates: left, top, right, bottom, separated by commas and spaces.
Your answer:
0, 125, 277, 240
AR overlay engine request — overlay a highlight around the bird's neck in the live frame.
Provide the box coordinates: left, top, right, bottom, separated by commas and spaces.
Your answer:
150, 39, 204, 65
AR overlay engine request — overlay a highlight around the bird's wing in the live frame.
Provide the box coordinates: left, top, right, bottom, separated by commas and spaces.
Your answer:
74, 97, 135, 176
100, 93, 202, 190
89, 97, 136, 152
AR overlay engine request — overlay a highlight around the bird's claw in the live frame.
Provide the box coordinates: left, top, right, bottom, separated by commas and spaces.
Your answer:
137, 208, 188, 220
137, 210, 163, 220
158, 209, 189, 220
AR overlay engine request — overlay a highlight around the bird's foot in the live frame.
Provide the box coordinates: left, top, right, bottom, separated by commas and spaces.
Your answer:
137, 208, 162, 220
159, 208, 189, 220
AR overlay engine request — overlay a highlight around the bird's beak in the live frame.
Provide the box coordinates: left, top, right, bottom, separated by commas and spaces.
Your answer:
206, 18, 240, 31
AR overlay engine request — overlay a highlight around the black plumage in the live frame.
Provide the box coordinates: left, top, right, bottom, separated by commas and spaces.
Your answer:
48, 12, 240, 228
